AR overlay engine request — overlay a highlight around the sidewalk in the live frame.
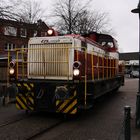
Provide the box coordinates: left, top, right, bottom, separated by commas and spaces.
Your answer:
122, 78, 140, 140
131, 118, 140, 140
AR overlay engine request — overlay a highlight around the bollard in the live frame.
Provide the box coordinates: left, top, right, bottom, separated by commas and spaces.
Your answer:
124, 106, 131, 140
136, 94, 140, 128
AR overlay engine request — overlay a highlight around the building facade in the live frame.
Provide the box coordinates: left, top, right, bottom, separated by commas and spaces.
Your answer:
0, 18, 50, 83
119, 52, 139, 73
0, 18, 51, 102
0, 18, 49, 58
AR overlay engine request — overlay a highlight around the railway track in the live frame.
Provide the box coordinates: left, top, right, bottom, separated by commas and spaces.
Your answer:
26, 120, 64, 140
0, 115, 29, 128
0, 112, 65, 139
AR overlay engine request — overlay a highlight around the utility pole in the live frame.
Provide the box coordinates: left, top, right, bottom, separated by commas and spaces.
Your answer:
131, 0, 140, 128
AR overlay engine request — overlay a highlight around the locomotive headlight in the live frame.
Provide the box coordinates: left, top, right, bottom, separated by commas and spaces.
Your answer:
47, 29, 53, 35
9, 68, 15, 75
73, 69, 80, 76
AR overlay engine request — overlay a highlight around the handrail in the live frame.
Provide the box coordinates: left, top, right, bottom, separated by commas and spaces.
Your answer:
8, 46, 118, 108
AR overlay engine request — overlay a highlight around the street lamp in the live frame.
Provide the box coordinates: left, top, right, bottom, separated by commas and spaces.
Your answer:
131, 0, 140, 128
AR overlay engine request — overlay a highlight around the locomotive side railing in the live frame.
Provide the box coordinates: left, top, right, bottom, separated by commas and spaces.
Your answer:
8, 47, 117, 81
75, 47, 118, 107
16, 50, 27, 79
8, 46, 73, 81
8, 45, 118, 109
90, 51, 117, 81
7, 48, 28, 80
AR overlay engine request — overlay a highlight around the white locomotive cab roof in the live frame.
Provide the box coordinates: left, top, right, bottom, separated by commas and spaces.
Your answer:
29, 36, 74, 45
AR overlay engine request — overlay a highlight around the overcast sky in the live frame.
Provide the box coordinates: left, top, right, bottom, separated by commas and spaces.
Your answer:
39, 0, 139, 53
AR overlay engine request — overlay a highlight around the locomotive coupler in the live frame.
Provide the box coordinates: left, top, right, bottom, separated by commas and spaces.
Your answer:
54, 86, 71, 101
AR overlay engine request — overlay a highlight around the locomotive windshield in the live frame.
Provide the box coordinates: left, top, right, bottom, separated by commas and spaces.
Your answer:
101, 41, 114, 48
97, 34, 118, 51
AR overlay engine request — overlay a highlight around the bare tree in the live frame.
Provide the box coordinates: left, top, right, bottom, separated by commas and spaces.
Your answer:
0, 0, 21, 20
52, 0, 114, 35
16, 0, 45, 23
0, 0, 45, 23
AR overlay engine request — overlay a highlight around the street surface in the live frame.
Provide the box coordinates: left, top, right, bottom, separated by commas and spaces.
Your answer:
36, 78, 139, 140
0, 78, 139, 140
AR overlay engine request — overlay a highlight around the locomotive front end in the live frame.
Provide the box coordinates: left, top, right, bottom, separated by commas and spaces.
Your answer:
9, 36, 80, 114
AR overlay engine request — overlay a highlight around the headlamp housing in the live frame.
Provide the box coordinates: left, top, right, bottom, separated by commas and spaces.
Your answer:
9, 68, 15, 75
73, 61, 81, 79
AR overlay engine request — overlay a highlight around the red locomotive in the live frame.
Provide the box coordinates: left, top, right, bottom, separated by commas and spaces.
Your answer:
8, 29, 124, 114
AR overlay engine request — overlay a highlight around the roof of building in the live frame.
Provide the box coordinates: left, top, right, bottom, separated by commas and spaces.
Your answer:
119, 52, 139, 61
0, 18, 49, 30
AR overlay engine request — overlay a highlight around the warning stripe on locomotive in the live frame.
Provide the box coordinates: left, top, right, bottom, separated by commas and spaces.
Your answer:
16, 83, 34, 110
56, 91, 77, 114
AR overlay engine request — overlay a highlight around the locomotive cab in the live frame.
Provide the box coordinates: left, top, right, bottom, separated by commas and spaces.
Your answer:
83, 32, 118, 52
98, 34, 118, 52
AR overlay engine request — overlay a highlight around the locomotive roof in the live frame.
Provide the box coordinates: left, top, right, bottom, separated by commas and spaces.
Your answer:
82, 32, 115, 40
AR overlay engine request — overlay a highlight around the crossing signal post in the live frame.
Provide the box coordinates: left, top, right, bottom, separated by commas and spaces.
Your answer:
131, 0, 140, 128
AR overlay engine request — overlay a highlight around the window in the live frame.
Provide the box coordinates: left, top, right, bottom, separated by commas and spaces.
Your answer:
102, 41, 114, 48
4, 26, 17, 36
21, 44, 27, 49
21, 44, 27, 52
81, 41, 87, 51
108, 42, 114, 48
20, 28, 27, 37
33, 30, 38, 37
4, 43, 16, 51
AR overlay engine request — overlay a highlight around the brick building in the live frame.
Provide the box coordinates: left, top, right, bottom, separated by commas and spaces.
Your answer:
0, 18, 49, 58
0, 18, 51, 102
0, 18, 50, 83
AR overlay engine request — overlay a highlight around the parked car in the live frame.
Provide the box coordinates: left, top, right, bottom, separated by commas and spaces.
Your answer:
130, 71, 139, 78
125, 69, 132, 74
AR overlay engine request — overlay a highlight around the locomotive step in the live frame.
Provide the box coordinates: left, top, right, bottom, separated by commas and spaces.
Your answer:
86, 93, 94, 100
86, 93, 93, 96
78, 104, 93, 110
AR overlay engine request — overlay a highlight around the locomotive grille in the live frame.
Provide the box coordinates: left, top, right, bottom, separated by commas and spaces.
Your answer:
28, 43, 73, 80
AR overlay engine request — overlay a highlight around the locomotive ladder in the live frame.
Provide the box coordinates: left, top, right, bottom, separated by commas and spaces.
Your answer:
76, 47, 88, 109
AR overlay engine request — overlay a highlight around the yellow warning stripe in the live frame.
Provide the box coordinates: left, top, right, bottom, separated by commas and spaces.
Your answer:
70, 108, 77, 114
16, 96, 34, 110
28, 97, 34, 104
16, 96, 27, 109
63, 99, 77, 113
17, 83, 21, 87
17, 83, 34, 91
30, 83, 34, 88
16, 103, 21, 110
16, 83, 35, 111
56, 100, 60, 106
58, 100, 70, 111
23, 83, 31, 91
56, 91, 77, 114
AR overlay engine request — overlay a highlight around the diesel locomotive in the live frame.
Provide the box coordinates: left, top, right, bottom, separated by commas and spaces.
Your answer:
8, 29, 124, 114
